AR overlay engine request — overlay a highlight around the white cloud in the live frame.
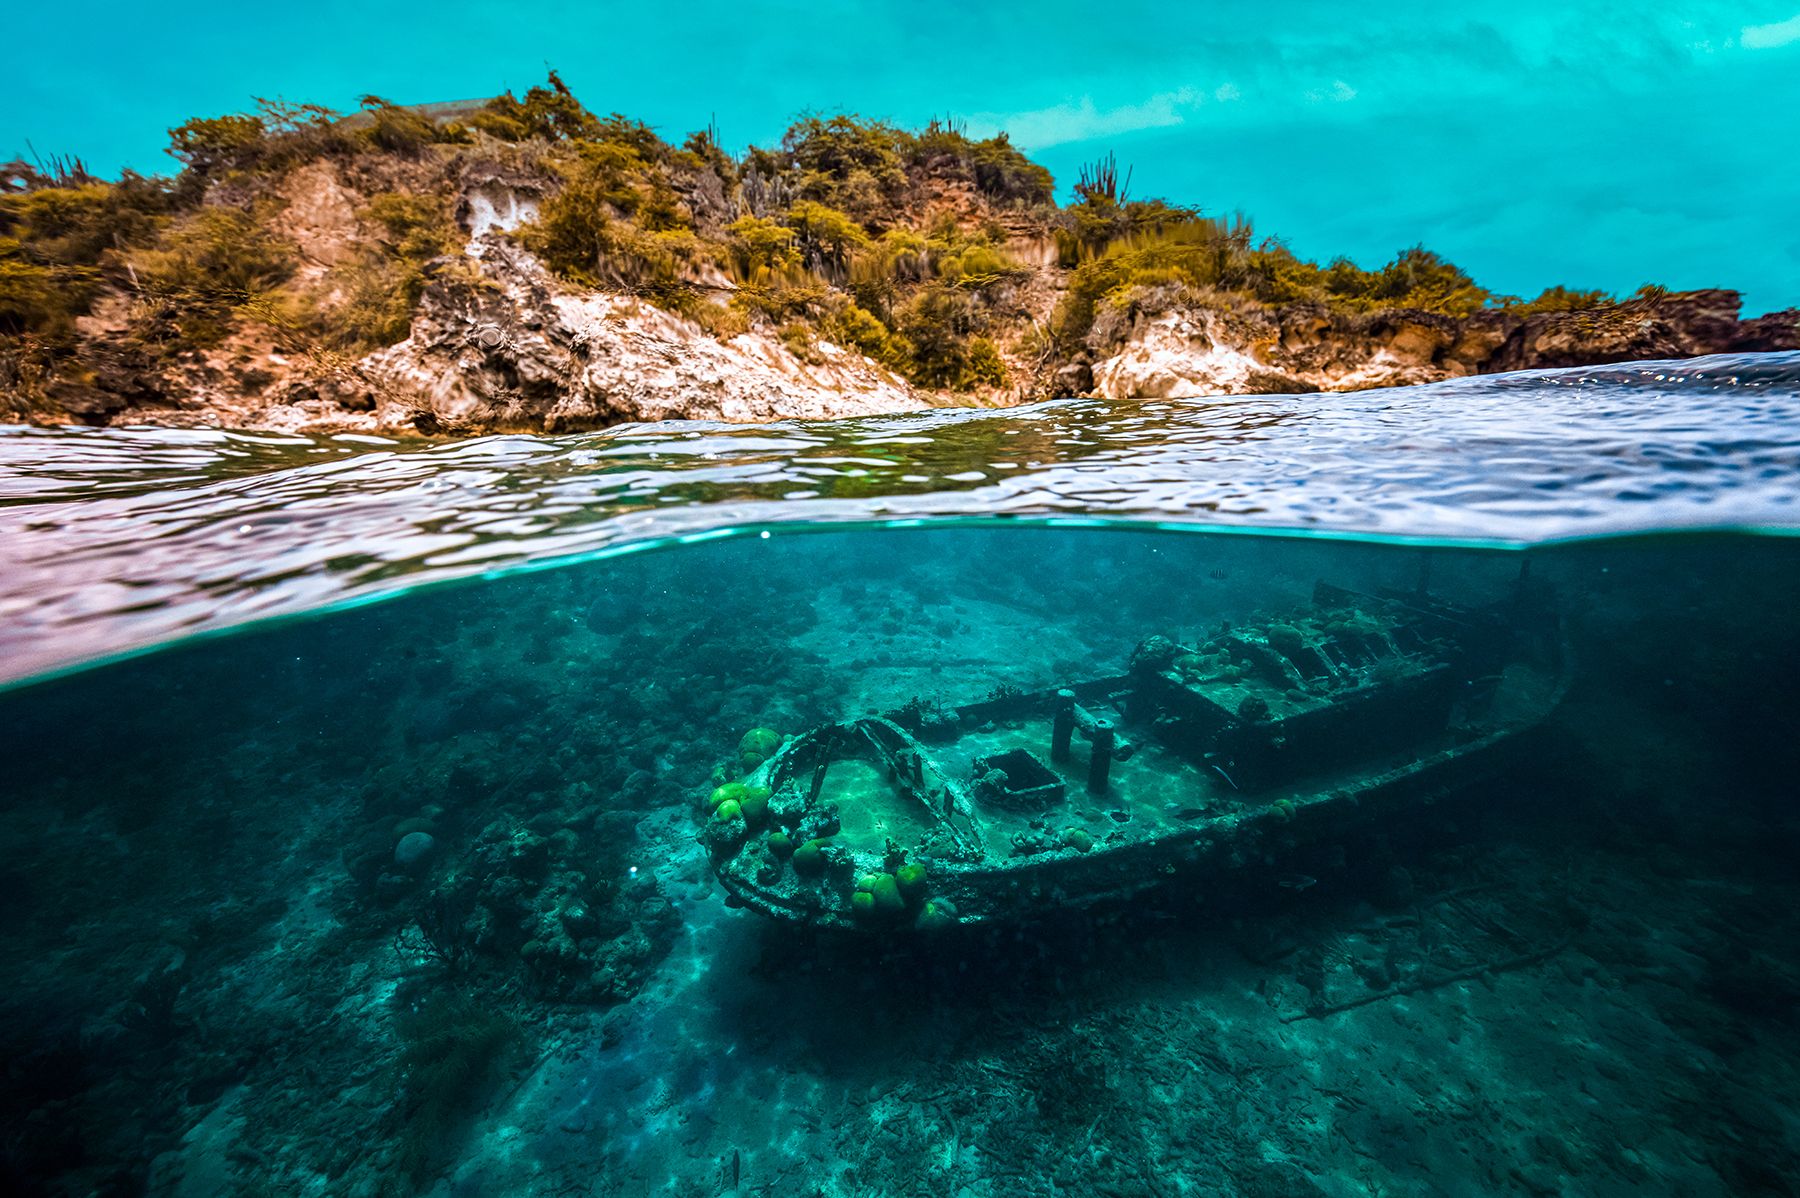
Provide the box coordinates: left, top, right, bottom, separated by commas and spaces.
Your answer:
1742, 13, 1800, 48
1215, 83, 1242, 102
965, 87, 1213, 148
1303, 79, 1359, 103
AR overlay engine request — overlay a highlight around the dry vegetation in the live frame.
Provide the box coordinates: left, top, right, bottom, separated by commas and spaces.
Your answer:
2, 72, 1633, 420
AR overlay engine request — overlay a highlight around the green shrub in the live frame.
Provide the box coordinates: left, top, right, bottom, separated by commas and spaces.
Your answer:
682, 124, 737, 185
1323, 247, 1490, 316
473, 70, 600, 142
934, 240, 1026, 291
167, 98, 344, 181
167, 113, 266, 175
907, 120, 1055, 207
784, 200, 869, 274
1058, 165, 1201, 263
358, 96, 438, 156
0, 253, 79, 336
823, 301, 912, 372
895, 286, 1007, 389
732, 274, 830, 325
0, 176, 169, 264
517, 119, 704, 306
780, 115, 909, 220
1507, 285, 1615, 314
724, 215, 800, 280
966, 132, 1054, 206
517, 175, 617, 285
847, 224, 1020, 322
134, 205, 292, 299
322, 191, 459, 349
0, 333, 61, 414
124, 205, 295, 348
0, 176, 173, 335
1053, 216, 1251, 343
0, 177, 168, 336
778, 321, 820, 363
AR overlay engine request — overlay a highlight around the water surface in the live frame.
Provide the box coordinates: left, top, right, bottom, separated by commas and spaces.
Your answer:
4, 351, 1796, 688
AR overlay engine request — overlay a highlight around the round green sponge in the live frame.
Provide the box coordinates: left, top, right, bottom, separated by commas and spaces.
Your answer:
869, 873, 905, 916
706, 781, 749, 811
895, 862, 929, 906
737, 787, 770, 828
792, 838, 831, 877
1060, 827, 1095, 853
738, 727, 783, 772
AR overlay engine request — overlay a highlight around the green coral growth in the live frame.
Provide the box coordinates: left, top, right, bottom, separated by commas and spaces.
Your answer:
853, 870, 907, 920
737, 727, 783, 773
895, 862, 929, 906
872, 875, 904, 916
1060, 828, 1095, 853
792, 837, 831, 877
737, 787, 770, 828
706, 781, 769, 813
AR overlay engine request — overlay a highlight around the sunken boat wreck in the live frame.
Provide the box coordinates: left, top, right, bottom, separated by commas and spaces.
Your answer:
701, 577, 1567, 930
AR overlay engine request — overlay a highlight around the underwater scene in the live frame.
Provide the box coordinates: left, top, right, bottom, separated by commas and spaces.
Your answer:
4, 356, 1800, 1197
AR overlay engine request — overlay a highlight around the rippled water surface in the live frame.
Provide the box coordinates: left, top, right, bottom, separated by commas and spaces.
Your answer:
4, 352, 1798, 687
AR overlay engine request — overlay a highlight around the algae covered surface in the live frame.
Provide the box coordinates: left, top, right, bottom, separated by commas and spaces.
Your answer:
2, 524, 1797, 1197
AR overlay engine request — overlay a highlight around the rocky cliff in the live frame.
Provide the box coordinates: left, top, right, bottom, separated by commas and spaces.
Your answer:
5, 86, 1795, 434
1075, 288, 1799, 400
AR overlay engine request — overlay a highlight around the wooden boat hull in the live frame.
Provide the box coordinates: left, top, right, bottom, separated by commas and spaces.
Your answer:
702, 579, 1567, 931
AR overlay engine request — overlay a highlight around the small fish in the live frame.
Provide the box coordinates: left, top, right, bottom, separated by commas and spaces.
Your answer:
1277, 873, 1317, 891
1210, 764, 1240, 791
1173, 806, 1208, 821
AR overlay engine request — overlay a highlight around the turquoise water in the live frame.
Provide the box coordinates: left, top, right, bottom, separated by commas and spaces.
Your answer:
3, 355, 1799, 1196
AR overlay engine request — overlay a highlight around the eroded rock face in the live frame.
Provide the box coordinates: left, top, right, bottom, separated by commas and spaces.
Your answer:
99, 236, 924, 435
1085, 290, 1799, 400
360, 239, 920, 432
1090, 308, 1314, 398
1487, 289, 1799, 372
50, 156, 1800, 430
82, 163, 924, 435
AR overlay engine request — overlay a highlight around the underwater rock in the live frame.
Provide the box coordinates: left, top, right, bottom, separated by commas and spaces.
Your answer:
394, 831, 436, 870
1237, 694, 1271, 723
1130, 635, 1179, 674
916, 897, 959, 932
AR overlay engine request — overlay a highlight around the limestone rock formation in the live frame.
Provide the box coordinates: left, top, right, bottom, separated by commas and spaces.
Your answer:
1083, 289, 1798, 401
357, 238, 918, 433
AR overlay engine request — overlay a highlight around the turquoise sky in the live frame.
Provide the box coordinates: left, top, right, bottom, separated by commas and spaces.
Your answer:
8, 2, 1799, 312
